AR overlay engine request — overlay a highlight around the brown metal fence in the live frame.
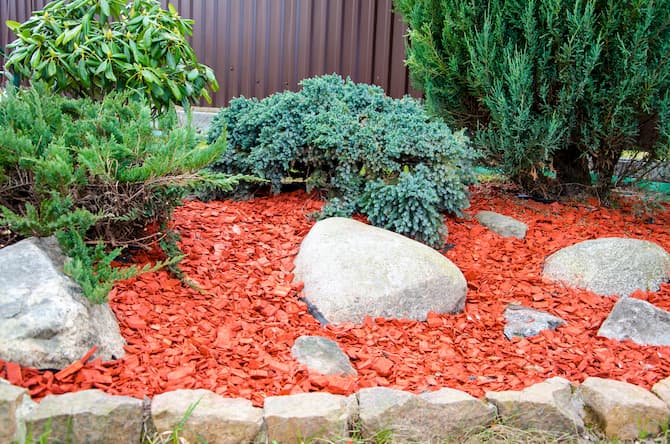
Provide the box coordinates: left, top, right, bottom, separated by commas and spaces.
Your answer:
0, 0, 418, 107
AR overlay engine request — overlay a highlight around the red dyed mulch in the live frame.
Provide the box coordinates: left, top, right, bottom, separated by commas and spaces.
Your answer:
2, 184, 670, 407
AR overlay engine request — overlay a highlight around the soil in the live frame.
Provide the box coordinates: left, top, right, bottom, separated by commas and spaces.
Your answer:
1, 184, 670, 407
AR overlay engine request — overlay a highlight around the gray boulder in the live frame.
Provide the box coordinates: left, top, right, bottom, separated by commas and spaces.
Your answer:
598, 297, 670, 346
291, 336, 357, 375
475, 211, 528, 239
542, 238, 670, 297
0, 237, 125, 369
24, 389, 143, 444
293, 217, 467, 324
503, 305, 566, 339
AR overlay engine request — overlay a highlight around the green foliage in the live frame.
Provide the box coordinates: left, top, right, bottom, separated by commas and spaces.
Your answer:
0, 84, 245, 302
207, 74, 476, 247
4, 0, 217, 115
395, 0, 670, 200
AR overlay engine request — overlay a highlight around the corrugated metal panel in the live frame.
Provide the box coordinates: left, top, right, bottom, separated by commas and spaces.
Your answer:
1, 0, 49, 64
1, 0, 418, 106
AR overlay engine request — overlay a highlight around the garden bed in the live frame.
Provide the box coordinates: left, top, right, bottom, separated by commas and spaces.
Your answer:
1, 184, 670, 408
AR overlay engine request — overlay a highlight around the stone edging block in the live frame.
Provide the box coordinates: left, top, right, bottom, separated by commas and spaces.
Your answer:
2, 376, 670, 443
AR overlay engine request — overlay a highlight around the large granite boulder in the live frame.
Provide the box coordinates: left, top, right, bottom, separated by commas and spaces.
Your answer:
475, 211, 528, 239
0, 237, 125, 369
293, 217, 467, 324
598, 297, 670, 346
542, 238, 670, 297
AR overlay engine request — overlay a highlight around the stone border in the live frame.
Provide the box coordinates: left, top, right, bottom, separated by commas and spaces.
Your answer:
3, 376, 670, 443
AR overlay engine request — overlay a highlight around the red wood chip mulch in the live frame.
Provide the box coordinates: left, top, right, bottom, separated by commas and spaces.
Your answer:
2, 184, 670, 407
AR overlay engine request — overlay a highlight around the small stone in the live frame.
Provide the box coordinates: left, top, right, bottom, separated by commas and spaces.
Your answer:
291, 336, 357, 375
503, 305, 566, 339
152, 389, 263, 444
579, 377, 670, 439
598, 297, 670, 346
475, 211, 528, 239
485, 377, 584, 434
264, 392, 356, 444
24, 389, 143, 444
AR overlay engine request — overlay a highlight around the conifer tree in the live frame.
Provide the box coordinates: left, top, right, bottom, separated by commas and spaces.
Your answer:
396, 0, 670, 200
0, 84, 246, 302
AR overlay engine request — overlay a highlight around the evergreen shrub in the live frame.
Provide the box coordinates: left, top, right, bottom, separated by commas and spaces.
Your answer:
395, 0, 670, 200
0, 84, 245, 302
206, 74, 476, 247
4, 0, 217, 115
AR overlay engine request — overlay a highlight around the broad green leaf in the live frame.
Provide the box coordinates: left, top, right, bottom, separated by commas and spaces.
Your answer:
127, 16, 144, 27
100, 0, 111, 18
166, 51, 176, 69
6, 49, 28, 63
128, 39, 141, 60
167, 79, 182, 100
34, 60, 48, 78
82, 13, 90, 34
104, 62, 116, 81
140, 68, 160, 84
186, 68, 199, 81
5, 20, 20, 31
184, 82, 194, 96
47, 59, 57, 77
95, 59, 108, 75
200, 88, 212, 104
210, 78, 219, 92
62, 24, 82, 45
143, 29, 152, 48
78, 59, 90, 87
55, 31, 66, 47
30, 47, 42, 68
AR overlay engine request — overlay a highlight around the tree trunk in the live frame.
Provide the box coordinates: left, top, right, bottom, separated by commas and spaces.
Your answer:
592, 149, 621, 204
553, 144, 592, 196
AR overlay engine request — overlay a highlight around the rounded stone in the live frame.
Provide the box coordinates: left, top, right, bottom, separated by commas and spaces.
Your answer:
291, 336, 356, 375
293, 217, 467, 324
542, 238, 670, 297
